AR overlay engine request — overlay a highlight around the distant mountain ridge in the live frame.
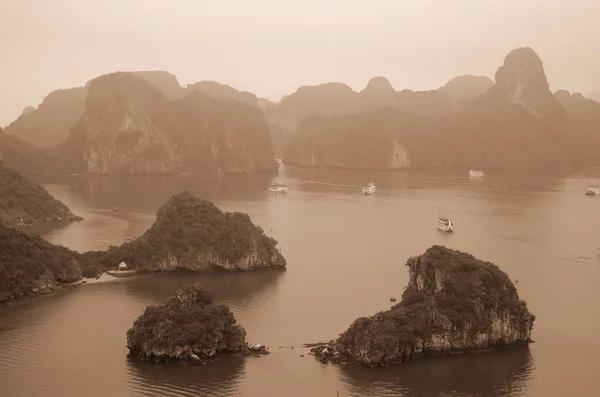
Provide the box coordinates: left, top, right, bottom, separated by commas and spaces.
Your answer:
2, 72, 278, 175
284, 47, 577, 170
2, 47, 599, 172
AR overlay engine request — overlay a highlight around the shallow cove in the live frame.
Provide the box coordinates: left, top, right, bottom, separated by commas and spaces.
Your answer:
1, 167, 600, 397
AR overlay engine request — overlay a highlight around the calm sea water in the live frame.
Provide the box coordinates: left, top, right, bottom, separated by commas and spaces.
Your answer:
1, 166, 600, 397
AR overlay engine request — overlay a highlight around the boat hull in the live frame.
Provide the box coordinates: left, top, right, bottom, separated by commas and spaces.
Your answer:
107, 270, 138, 278
268, 186, 288, 193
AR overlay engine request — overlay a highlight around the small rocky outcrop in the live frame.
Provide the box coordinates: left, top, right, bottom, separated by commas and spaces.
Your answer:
0, 224, 82, 305
0, 163, 82, 228
126, 284, 268, 363
80, 192, 286, 276
310, 246, 535, 367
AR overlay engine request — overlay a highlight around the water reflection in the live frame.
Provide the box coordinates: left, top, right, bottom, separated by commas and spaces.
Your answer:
121, 271, 285, 310
340, 347, 534, 397
126, 356, 245, 397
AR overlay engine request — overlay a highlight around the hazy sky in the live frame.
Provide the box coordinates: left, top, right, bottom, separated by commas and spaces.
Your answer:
1, 0, 599, 126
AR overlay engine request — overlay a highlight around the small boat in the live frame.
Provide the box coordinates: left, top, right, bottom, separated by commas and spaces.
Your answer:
469, 170, 485, 177
362, 182, 376, 195
267, 181, 288, 193
437, 207, 454, 233
585, 185, 600, 195
107, 269, 138, 278
112, 207, 120, 212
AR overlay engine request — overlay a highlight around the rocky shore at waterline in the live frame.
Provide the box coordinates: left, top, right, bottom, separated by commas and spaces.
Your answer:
309, 246, 535, 367
126, 284, 269, 364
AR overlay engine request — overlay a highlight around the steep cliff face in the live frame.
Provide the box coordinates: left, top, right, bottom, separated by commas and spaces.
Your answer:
4, 87, 86, 149
52, 72, 278, 175
489, 47, 564, 122
126, 284, 267, 363
284, 109, 417, 169
0, 224, 82, 305
0, 164, 81, 227
80, 192, 286, 276
311, 246, 534, 367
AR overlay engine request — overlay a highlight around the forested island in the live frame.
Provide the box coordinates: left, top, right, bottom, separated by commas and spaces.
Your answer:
310, 246, 535, 367
127, 283, 268, 364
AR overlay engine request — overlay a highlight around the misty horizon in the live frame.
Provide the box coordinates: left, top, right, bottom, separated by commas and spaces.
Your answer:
2, 0, 600, 126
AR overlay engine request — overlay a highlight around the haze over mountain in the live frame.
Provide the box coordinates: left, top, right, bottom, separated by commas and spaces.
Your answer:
284, 47, 590, 170
2, 1, 600, 127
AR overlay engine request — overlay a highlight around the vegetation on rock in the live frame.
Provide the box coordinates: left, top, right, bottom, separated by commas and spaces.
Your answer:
80, 191, 285, 277
0, 164, 81, 227
0, 224, 82, 305
311, 246, 535, 367
126, 283, 267, 363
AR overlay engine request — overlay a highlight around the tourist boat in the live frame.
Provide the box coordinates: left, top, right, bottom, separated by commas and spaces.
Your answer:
267, 181, 288, 193
437, 208, 454, 233
469, 170, 485, 177
362, 182, 376, 195
585, 185, 600, 195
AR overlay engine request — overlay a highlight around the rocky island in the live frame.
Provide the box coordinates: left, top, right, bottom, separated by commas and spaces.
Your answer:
0, 224, 83, 305
81, 191, 286, 276
310, 246, 535, 367
127, 283, 268, 363
0, 163, 82, 228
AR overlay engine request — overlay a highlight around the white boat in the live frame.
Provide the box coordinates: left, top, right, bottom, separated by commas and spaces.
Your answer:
585, 185, 600, 195
437, 207, 453, 232
267, 182, 288, 193
437, 218, 454, 232
362, 182, 376, 195
469, 170, 485, 177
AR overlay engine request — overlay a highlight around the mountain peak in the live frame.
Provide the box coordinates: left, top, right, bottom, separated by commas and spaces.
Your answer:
492, 47, 558, 118
362, 76, 395, 93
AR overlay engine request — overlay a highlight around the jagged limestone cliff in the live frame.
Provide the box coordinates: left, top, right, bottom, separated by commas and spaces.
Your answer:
51, 72, 277, 175
81, 192, 285, 276
311, 246, 535, 367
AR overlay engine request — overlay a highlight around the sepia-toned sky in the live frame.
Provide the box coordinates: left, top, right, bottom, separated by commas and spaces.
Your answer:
1, 0, 599, 126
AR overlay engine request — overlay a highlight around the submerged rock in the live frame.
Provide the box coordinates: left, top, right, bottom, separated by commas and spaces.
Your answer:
126, 284, 268, 363
311, 246, 535, 367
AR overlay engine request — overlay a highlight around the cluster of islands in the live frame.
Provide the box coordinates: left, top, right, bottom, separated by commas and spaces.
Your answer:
3, 44, 598, 368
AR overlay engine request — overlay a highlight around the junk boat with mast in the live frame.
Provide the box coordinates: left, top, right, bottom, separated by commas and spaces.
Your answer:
267, 181, 288, 193
362, 182, 376, 195
437, 207, 454, 232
